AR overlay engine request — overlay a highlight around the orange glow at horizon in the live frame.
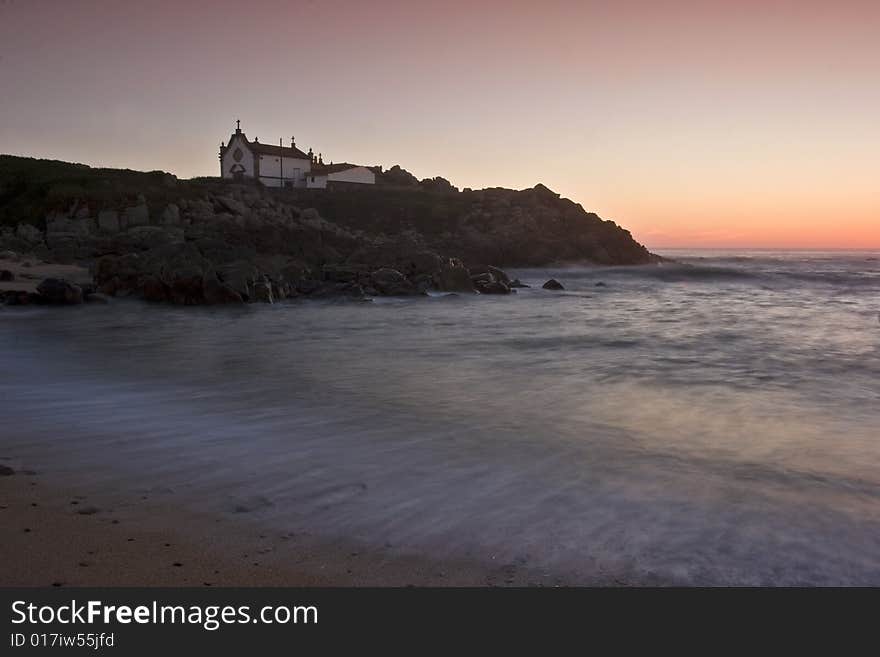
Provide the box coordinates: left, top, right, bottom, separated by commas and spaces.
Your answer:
0, 0, 878, 249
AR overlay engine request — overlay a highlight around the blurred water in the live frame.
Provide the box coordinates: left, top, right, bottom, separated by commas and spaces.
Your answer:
1, 249, 879, 584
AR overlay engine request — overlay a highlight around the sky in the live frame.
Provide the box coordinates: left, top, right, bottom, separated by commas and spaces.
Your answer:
1, 0, 878, 249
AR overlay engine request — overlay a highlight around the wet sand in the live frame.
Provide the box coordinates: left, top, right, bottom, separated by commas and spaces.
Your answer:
0, 256, 92, 293
0, 465, 560, 587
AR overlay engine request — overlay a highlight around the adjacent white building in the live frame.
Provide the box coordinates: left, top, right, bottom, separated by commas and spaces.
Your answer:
305, 163, 377, 189
219, 120, 376, 188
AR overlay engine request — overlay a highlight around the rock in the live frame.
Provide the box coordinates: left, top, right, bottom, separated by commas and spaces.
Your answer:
0, 464, 14, 476
217, 261, 260, 300
84, 292, 111, 304
161, 204, 181, 226
469, 264, 511, 285
542, 279, 564, 290
125, 225, 178, 250
295, 279, 323, 295
400, 251, 443, 278
271, 280, 293, 300
95, 252, 145, 296
0, 290, 31, 306
251, 280, 274, 303
412, 273, 434, 294
46, 213, 94, 237
203, 277, 243, 304
300, 208, 321, 222
380, 165, 420, 187
532, 183, 561, 200
370, 268, 416, 295
214, 195, 248, 216
509, 279, 529, 288
97, 210, 120, 233
36, 278, 84, 305
16, 224, 43, 244
2, 290, 37, 305
340, 283, 365, 298
594, 281, 607, 287
141, 276, 168, 302
432, 259, 475, 293
0, 270, 14, 281
322, 264, 361, 283
122, 203, 150, 229
168, 275, 206, 305
476, 280, 511, 294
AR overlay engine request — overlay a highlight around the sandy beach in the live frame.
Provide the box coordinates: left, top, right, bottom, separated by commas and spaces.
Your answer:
0, 256, 92, 294
0, 464, 557, 588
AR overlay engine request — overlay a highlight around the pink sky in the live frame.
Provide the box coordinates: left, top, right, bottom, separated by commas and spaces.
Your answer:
1, 0, 878, 248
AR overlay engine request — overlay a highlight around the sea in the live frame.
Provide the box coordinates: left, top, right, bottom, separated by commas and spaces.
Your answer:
1, 249, 878, 585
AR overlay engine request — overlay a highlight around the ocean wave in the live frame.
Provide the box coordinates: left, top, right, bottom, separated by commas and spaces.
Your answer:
532, 264, 759, 282
524, 261, 879, 288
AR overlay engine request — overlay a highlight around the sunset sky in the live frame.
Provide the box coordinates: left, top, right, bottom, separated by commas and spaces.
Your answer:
1, 0, 877, 248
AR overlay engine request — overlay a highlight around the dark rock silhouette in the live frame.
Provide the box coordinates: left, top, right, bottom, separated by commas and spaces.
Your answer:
36, 278, 84, 304
0, 155, 660, 306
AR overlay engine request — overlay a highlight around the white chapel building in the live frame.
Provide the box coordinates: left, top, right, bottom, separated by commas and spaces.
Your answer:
219, 120, 376, 189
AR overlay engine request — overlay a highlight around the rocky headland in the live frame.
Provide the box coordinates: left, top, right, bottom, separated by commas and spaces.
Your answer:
0, 155, 658, 306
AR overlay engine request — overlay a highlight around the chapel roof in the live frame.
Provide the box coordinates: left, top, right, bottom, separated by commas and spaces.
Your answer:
223, 131, 311, 160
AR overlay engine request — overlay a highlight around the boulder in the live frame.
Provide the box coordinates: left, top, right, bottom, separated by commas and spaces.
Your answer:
97, 209, 120, 233
322, 264, 362, 283
95, 252, 145, 296
141, 275, 168, 302
2, 290, 40, 306
432, 260, 475, 293
412, 273, 434, 294
85, 292, 111, 304
339, 283, 366, 298
0, 269, 14, 282
214, 195, 248, 216
400, 251, 443, 278
300, 208, 321, 222
15, 223, 43, 244
168, 275, 205, 305
542, 279, 564, 290
475, 278, 511, 294
251, 280, 274, 303
217, 260, 260, 300
161, 204, 181, 226
370, 268, 416, 295
509, 278, 529, 288
470, 272, 494, 286
204, 277, 244, 304
122, 203, 150, 229
36, 278, 84, 305
125, 225, 178, 250
0, 464, 14, 476
469, 264, 511, 285
271, 280, 293, 301
295, 279, 323, 295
